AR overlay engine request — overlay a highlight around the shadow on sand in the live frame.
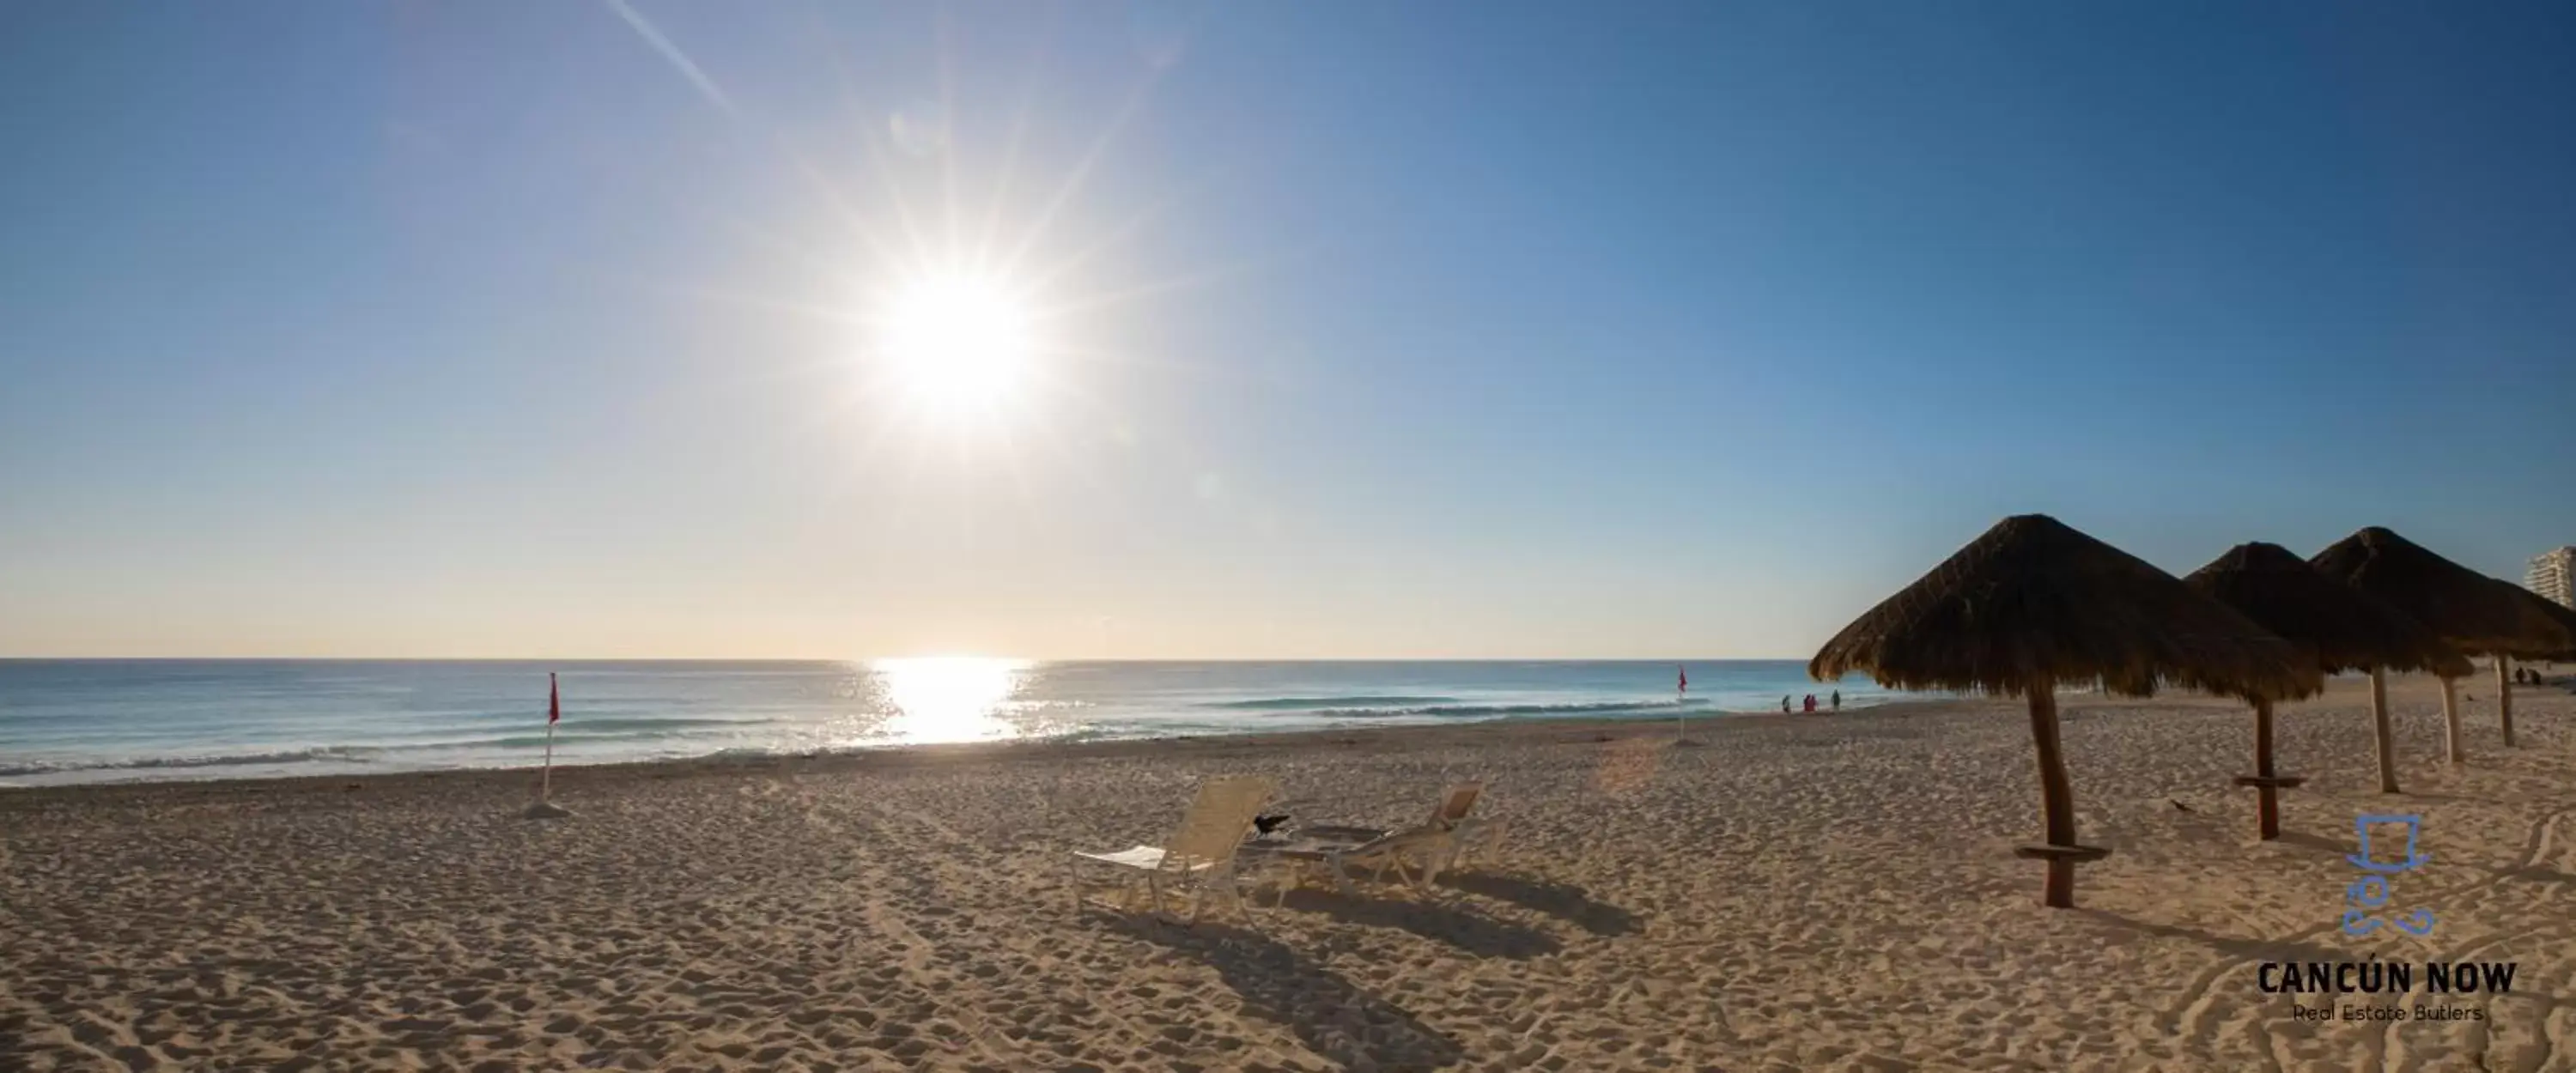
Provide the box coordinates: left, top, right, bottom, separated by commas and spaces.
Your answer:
1272, 888, 1563, 960
2494, 864, 2576, 886
2280, 832, 2576, 885
1433, 870, 1641, 937
2079, 910, 2346, 964
2271, 831, 2352, 855
2379, 790, 2505, 806
1109, 918, 1464, 1070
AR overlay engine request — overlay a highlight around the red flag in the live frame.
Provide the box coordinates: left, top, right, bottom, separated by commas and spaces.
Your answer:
549, 672, 560, 725
1677, 665, 1687, 693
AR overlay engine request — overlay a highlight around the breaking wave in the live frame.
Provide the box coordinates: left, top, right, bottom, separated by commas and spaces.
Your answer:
1294, 699, 1706, 719
1206, 695, 1461, 710
0, 745, 386, 779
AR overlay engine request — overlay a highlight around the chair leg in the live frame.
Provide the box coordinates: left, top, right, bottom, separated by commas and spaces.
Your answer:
1218, 868, 1257, 918
1191, 869, 1224, 925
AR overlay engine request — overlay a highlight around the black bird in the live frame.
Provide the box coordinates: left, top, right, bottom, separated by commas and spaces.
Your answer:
1253, 814, 1292, 834
2170, 799, 2194, 813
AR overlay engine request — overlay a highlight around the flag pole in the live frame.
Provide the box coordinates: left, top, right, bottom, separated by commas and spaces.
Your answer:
542, 670, 556, 803
1676, 664, 1687, 743
524, 671, 570, 819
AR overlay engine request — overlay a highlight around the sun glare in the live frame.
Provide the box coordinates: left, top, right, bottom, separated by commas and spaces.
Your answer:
873, 656, 1025, 743
877, 272, 1035, 415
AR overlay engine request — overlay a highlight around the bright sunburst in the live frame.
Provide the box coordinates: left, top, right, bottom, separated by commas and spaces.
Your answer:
600, 0, 1242, 481
873, 656, 1025, 743
876, 270, 1036, 416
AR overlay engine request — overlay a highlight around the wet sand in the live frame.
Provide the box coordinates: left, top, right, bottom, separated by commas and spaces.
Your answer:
3, 672, 2572, 1070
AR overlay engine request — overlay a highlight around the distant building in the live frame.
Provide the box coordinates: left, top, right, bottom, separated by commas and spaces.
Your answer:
2530, 547, 2576, 609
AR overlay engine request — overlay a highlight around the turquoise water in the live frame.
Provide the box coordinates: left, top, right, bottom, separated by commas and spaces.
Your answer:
0, 659, 1898, 786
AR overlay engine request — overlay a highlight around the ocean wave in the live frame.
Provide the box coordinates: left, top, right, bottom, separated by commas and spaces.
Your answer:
544, 716, 770, 734
0, 723, 762, 777
1206, 695, 1461, 711
1297, 699, 1704, 719
399, 726, 760, 750
0, 745, 385, 778
1039, 725, 1127, 743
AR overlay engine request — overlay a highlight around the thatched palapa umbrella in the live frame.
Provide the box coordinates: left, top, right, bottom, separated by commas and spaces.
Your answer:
2311, 527, 2574, 767
2508, 589, 2576, 661
1811, 515, 2317, 909
2492, 581, 2576, 727
2182, 543, 2471, 837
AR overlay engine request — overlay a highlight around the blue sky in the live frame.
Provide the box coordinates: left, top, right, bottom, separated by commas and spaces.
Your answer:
3, 1, 2572, 658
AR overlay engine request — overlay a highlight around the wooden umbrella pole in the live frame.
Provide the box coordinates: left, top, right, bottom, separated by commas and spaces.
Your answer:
2439, 676, 2462, 766
2026, 678, 2079, 909
2254, 697, 2276, 779
2370, 668, 2399, 793
2496, 656, 2515, 748
2253, 698, 2280, 840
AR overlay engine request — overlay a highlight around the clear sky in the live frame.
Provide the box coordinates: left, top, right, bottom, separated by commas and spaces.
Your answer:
3, 1, 2573, 659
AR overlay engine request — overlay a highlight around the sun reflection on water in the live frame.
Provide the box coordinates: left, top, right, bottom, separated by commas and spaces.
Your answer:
872, 657, 1026, 743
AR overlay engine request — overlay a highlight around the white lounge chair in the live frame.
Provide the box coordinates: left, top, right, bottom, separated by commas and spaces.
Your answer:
1259, 781, 1498, 899
1324, 824, 1457, 895
1425, 782, 1500, 870
1070, 775, 1277, 924
1357, 781, 1500, 874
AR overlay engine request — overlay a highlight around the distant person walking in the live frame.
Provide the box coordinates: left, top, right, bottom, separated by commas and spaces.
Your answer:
1802, 694, 1817, 713
1831, 689, 1841, 712
1782, 695, 1792, 714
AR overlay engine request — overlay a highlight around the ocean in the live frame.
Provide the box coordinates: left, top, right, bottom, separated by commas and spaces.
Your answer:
0, 659, 1900, 786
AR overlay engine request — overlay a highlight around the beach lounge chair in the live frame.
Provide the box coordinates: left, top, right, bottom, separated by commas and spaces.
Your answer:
1070, 774, 1277, 924
1312, 824, 1458, 896
1358, 781, 1499, 872
1425, 782, 1500, 869
1260, 781, 1498, 899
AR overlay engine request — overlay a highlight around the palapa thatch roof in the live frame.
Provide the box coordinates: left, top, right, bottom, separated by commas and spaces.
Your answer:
2309, 527, 2573, 658
2182, 543, 2473, 679
1810, 514, 2321, 701
2494, 583, 2576, 661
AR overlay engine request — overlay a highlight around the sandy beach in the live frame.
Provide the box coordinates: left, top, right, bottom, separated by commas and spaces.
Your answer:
3, 671, 2572, 1071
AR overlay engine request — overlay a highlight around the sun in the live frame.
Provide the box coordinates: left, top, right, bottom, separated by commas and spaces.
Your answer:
872, 656, 1026, 743
877, 270, 1035, 415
